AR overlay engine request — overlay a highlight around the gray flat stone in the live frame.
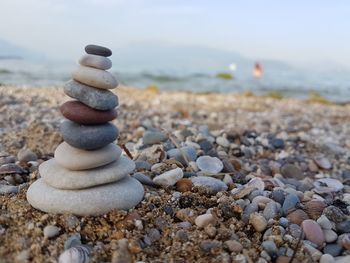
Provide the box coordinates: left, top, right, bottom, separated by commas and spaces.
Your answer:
55, 142, 122, 170
27, 176, 144, 216
79, 54, 112, 70
61, 120, 119, 150
41, 156, 134, 189
64, 80, 118, 110
72, 66, 118, 90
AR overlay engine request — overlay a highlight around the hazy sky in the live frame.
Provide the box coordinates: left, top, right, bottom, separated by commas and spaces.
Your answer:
0, 0, 349, 67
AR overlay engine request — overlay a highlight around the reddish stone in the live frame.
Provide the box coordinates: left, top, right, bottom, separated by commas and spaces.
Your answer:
60, 100, 117, 124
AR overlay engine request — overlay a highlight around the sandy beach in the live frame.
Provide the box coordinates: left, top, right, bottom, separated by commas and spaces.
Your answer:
1, 86, 350, 262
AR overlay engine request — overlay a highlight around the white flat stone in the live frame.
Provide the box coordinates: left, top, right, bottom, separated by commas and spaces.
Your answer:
27, 176, 144, 216
55, 142, 122, 170
79, 54, 112, 70
72, 66, 118, 90
40, 156, 135, 190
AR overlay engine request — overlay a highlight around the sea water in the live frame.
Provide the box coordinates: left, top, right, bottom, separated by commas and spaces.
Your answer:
0, 59, 349, 103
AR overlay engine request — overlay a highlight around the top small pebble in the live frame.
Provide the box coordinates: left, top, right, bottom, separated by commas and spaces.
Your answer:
85, 44, 112, 57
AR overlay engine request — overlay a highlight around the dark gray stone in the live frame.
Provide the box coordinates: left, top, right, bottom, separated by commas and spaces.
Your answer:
336, 219, 350, 234
64, 80, 118, 110
281, 164, 303, 180
85, 44, 112, 57
270, 138, 285, 149
323, 244, 343, 257
271, 189, 285, 205
61, 120, 118, 150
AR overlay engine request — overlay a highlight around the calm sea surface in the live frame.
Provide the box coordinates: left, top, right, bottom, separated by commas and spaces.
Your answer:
1, 59, 349, 103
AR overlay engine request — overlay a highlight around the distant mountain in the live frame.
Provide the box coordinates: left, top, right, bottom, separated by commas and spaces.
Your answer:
0, 39, 45, 60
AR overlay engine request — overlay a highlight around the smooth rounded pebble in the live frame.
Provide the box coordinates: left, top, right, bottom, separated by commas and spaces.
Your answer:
302, 219, 325, 247
27, 176, 144, 216
64, 80, 118, 110
191, 176, 228, 194
72, 66, 118, 90
85, 44, 112, 57
43, 225, 60, 239
195, 214, 216, 228
55, 142, 122, 170
60, 101, 118, 125
40, 156, 134, 190
79, 54, 112, 70
196, 156, 223, 174
142, 131, 168, 145
249, 213, 267, 232
61, 120, 119, 150
153, 167, 183, 187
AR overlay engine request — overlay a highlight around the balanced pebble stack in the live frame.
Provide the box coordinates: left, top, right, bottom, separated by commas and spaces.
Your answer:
27, 45, 144, 216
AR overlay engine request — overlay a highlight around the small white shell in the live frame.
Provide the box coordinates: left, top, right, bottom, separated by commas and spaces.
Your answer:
58, 245, 90, 263
314, 178, 344, 193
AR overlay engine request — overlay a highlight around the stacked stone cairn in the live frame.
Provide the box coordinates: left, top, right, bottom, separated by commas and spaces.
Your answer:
27, 45, 144, 216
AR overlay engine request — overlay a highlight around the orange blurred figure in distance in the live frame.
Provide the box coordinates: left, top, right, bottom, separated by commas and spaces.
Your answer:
253, 62, 263, 79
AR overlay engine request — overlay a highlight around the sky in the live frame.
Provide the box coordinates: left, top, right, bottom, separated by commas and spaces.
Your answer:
0, 0, 349, 68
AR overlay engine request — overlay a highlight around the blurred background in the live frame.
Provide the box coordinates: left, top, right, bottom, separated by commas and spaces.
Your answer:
0, 0, 349, 102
